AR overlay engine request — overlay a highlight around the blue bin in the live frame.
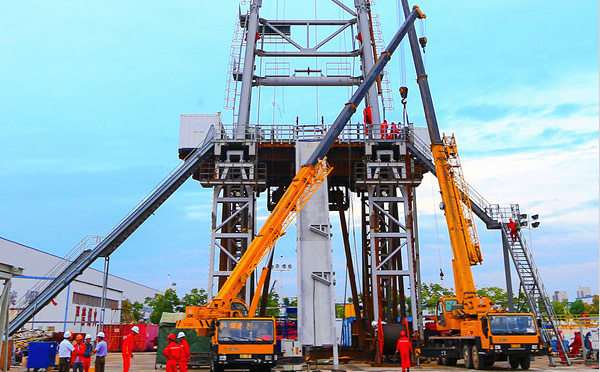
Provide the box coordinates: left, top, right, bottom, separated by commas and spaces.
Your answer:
27, 342, 58, 369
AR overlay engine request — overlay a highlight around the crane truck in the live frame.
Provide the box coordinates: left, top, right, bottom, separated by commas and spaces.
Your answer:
395, 0, 550, 368
419, 134, 549, 370
176, 7, 425, 372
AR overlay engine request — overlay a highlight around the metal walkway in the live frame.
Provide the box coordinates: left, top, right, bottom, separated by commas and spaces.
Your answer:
8, 127, 215, 335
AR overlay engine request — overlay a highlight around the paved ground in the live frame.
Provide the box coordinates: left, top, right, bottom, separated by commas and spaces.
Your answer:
12, 353, 598, 372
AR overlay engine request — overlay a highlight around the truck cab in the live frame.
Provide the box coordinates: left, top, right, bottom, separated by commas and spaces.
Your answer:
211, 317, 277, 372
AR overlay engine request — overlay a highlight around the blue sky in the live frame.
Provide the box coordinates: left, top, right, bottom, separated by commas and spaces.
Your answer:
1, 1, 598, 304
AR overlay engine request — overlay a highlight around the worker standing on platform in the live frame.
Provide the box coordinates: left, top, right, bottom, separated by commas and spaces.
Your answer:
507, 218, 518, 243
82, 334, 93, 372
395, 330, 413, 372
122, 326, 139, 372
163, 333, 182, 372
177, 332, 190, 372
72, 334, 86, 372
58, 331, 75, 372
94, 332, 107, 372
381, 120, 388, 139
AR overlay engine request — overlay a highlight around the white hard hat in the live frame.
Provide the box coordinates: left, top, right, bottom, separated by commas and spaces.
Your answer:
97, 332, 105, 338
131, 326, 140, 334
64, 331, 72, 338
177, 332, 185, 339
85, 334, 92, 339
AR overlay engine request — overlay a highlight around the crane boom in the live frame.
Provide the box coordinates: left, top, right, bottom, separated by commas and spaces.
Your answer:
432, 135, 482, 302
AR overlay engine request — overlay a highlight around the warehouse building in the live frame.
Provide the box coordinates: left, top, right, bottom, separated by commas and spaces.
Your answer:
1, 236, 159, 336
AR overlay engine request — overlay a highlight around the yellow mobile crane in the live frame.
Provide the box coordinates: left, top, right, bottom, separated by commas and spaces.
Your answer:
425, 135, 548, 370
397, 0, 549, 369
176, 8, 425, 372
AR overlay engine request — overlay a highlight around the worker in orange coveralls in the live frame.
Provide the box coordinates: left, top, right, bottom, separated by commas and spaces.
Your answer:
395, 330, 413, 372
177, 332, 190, 372
163, 333, 183, 372
507, 218, 518, 243
122, 326, 139, 372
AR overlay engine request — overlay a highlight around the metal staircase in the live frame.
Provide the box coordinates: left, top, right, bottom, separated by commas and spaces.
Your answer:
499, 205, 571, 365
9, 127, 215, 335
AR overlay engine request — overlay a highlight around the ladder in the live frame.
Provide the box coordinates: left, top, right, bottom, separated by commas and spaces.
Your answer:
500, 204, 571, 366
224, 16, 246, 125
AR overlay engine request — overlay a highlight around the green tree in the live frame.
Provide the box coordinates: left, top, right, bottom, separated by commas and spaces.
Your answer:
477, 286, 511, 308
421, 283, 453, 312
584, 296, 599, 315
569, 299, 586, 315
552, 300, 569, 315
255, 292, 280, 317
181, 288, 208, 307
145, 288, 181, 324
121, 299, 144, 323
283, 297, 297, 307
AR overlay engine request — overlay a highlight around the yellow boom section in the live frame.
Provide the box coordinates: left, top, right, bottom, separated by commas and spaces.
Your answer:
210, 158, 332, 309
431, 134, 482, 302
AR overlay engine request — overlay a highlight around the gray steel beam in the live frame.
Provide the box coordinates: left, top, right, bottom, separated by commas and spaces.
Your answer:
255, 76, 361, 86
260, 19, 355, 26
401, 0, 441, 144
256, 50, 360, 58
235, 0, 262, 140
355, 0, 381, 131
9, 128, 215, 335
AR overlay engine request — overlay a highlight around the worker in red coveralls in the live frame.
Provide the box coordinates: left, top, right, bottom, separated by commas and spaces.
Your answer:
380, 120, 388, 139
570, 331, 582, 356
395, 330, 413, 372
82, 334, 93, 372
122, 326, 139, 372
177, 332, 190, 372
163, 333, 182, 372
507, 218, 518, 243
72, 334, 86, 372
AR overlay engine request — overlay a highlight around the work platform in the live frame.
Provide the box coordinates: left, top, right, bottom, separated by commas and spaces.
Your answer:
180, 119, 431, 194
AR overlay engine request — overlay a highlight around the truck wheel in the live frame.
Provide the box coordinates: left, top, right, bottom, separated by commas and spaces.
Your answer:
463, 344, 474, 369
508, 356, 520, 369
519, 356, 530, 370
211, 362, 223, 372
435, 343, 443, 365
484, 356, 495, 368
471, 344, 485, 370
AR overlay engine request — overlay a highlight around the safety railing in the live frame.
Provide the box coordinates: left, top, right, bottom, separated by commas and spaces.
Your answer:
215, 123, 410, 145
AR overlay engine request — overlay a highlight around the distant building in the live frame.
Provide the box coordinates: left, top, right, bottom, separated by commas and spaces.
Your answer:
576, 286, 594, 305
577, 286, 592, 298
1, 236, 159, 335
553, 290, 568, 303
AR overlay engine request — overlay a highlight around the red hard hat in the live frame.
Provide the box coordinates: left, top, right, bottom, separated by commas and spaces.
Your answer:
167, 333, 176, 340
400, 330, 406, 336
509, 218, 513, 222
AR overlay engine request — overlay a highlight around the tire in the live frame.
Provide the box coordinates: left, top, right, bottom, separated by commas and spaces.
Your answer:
519, 356, 531, 370
211, 362, 223, 372
508, 356, 520, 369
471, 344, 485, 370
484, 356, 495, 368
435, 343, 443, 365
463, 344, 474, 369
446, 357, 458, 366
